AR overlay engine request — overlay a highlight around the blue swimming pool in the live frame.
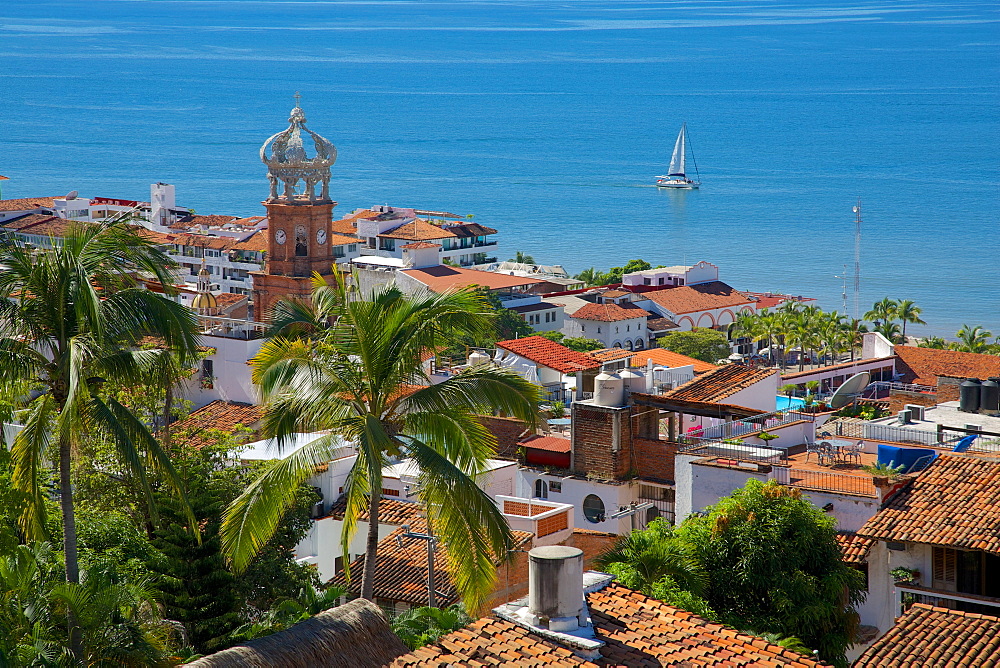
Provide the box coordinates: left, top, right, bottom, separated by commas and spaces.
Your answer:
776, 396, 806, 411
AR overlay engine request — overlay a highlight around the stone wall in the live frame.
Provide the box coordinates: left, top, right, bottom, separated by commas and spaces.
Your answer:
936, 376, 962, 403
631, 437, 677, 484
478, 415, 530, 460
887, 389, 939, 414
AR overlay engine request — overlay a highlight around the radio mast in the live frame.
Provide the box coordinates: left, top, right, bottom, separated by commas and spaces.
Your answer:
852, 199, 862, 320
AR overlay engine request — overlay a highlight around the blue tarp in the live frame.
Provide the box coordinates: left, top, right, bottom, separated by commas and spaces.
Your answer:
877, 444, 938, 472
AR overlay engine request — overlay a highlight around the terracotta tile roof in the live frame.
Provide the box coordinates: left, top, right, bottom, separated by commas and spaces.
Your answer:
134, 227, 174, 244
446, 223, 498, 238
0, 196, 58, 212
631, 348, 719, 374
183, 214, 239, 228
327, 497, 425, 526
497, 336, 602, 374
327, 232, 361, 247
231, 230, 268, 252
646, 316, 679, 331
858, 454, 1000, 554
519, 434, 571, 453
665, 365, 777, 403
333, 518, 533, 605
230, 215, 267, 227
400, 266, 544, 293
599, 289, 630, 299
214, 292, 247, 308
0, 213, 59, 230
168, 232, 240, 251
588, 348, 636, 363
572, 302, 651, 323
381, 220, 457, 241
855, 603, 1000, 667
835, 531, 874, 566
12, 216, 77, 236
167, 400, 262, 449
894, 345, 1000, 386
401, 241, 441, 250
391, 581, 828, 667
642, 281, 755, 315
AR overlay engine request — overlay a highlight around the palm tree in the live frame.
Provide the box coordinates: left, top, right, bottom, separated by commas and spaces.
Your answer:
573, 267, 602, 287
508, 251, 535, 265
917, 336, 949, 349
956, 324, 993, 353
221, 277, 540, 611
875, 321, 903, 344
392, 604, 472, 650
595, 520, 706, 596
0, 222, 200, 658
895, 300, 926, 341
845, 318, 868, 361
863, 297, 898, 328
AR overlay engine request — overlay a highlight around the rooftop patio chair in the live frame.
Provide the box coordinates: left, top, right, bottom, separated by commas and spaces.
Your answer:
842, 440, 864, 465
806, 441, 833, 466
952, 434, 977, 453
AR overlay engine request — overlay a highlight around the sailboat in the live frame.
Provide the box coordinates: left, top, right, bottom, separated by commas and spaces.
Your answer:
655, 123, 700, 189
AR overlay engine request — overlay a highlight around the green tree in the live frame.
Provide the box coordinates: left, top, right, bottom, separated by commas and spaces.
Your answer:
863, 297, 898, 328
598, 480, 865, 666
561, 336, 604, 352
231, 583, 347, 642
955, 324, 993, 353
895, 300, 925, 340
917, 336, 949, 349
0, 222, 200, 659
874, 320, 903, 344
392, 604, 473, 650
657, 328, 731, 364
595, 519, 707, 597
507, 251, 535, 264
572, 268, 603, 287
221, 278, 540, 611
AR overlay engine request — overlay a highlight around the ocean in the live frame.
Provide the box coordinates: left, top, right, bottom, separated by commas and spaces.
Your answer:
2, 0, 998, 337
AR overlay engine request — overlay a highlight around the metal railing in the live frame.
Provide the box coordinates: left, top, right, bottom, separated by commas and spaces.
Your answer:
683, 441, 788, 465
785, 468, 877, 497
897, 583, 1000, 617
826, 419, 962, 448
694, 409, 813, 442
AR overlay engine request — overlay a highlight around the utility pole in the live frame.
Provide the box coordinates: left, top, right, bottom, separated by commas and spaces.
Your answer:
610, 501, 655, 532
852, 199, 862, 320
397, 525, 438, 608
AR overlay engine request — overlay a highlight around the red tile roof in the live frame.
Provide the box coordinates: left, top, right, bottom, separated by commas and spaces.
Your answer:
445, 223, 498, 238
381, 220, 457, 241
665, 365, 777, 403
400, 266, 544, 293
183, 214, 239, 228
12, 216, 77, 237
332, 518, 533, 605
646, 316, 679, 331
780, 356, 895, 381
631, 348, 720, 374
401, 241, 441, 250
854, 603, 1000, 667
391, 582, 828, 667
587, 348, 636, 363
894, 345, 1000, 386
0, 213, 58, 230
0, 196, 58, 212
642, 281, 755, 315
327, 497, 425, 526
858, 454, 1000, 554
497, 336, 602, 374
572, 302, 651, 323
167, 400, 263, 449
519, 434, 571, 453
231, 230, 269, 252
835, 531, 874, 566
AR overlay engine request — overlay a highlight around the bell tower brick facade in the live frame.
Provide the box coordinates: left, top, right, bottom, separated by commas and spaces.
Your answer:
250, 98, 342, 322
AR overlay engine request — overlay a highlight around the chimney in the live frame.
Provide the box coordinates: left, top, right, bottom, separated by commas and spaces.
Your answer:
528, 546, 585, 632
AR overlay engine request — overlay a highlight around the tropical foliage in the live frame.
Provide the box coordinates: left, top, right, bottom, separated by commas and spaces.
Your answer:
657, 328, 731, 363
917, 324, 999, 354
596, 480, 865, 666
391, 604, 473, 650
538, 330, 604, 351
573, 258, 654, 286
221, 276, 540, 612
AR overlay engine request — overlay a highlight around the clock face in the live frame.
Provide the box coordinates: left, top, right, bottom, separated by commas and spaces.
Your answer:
275, 229, 286, 245
316, 228, 327, 245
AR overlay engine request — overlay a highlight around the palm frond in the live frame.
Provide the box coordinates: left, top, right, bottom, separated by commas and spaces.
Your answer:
10, 397, 56, 540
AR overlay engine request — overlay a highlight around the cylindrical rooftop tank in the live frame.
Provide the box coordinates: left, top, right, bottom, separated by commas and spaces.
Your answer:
594, 371, 624, 407
468, 350, 490, 368
528, 546, 584, 632
959, 378, 982, 413
620, 367, 645, 394
980, 379, 1000, 413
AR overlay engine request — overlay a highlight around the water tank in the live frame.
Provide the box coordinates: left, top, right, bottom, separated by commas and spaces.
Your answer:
959, 378, 982, 413
468, 350, 490, 368
619, 367, 645, 394
981, 378, 1000, 412
594, 371, 624, 407
528, 546, 585, 632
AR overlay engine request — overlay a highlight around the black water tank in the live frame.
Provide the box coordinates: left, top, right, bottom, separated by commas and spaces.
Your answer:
959, 378, 982, 413
981, 379, 1000, 413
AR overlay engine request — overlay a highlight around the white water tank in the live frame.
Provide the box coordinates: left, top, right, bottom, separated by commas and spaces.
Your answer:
468, 350, 490, 367
528, 546, 585, 632
620, 367, 645, 394
594, 371, 624, 407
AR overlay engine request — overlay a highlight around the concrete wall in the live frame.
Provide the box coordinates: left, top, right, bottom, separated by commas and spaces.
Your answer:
515, 469, 640, 535
862, 332, 895, 360
726, 370, 780, 412
180, 334, 263, 409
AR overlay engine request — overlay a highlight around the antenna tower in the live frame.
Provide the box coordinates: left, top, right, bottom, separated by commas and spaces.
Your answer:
852, 199, 862, 320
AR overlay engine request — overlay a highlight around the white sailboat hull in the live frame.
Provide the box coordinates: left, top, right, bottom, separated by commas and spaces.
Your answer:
655, 123, 701, 188
655, 176, 699, 189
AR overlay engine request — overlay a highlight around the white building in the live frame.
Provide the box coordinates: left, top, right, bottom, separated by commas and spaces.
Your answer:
621, 260, 719, 288
562, 301, 652, 350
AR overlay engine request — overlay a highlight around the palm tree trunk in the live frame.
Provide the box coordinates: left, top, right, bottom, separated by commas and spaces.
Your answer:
59, 432, 84, 660
360, 493, 381, 601
162, 384, 173, 451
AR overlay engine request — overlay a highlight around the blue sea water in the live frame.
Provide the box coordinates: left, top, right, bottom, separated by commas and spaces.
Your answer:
2, 0, 998, 337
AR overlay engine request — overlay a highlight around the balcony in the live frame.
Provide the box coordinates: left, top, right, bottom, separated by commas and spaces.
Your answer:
897, 583, 1000, 617
496, 495, 573, 546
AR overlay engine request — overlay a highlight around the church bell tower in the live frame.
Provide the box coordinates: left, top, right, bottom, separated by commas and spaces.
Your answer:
251, 95, 339, 321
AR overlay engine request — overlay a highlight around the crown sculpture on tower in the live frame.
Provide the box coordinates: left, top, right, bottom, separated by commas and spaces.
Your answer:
260, 93, 337, 203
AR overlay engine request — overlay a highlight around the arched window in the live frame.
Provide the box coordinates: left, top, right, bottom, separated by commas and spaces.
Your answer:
295, 225, 308, 257
534, 479, 548, 499
635, 338, 645, 350
625, 340, 634, 351
583, 494, 605, 523
645, 506, 660, 525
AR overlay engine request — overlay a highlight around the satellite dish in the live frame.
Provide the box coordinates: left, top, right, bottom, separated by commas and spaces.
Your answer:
65, 190, 79, 200
828, 371, 871, 410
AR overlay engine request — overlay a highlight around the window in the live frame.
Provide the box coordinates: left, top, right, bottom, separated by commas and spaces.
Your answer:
348, 244, 358, 252
534, 479, 548, 499
643, 278, 651, 285
658, 277, 665, 285
295, 225, 308, 256
933, 546, 1000, 598
549, 481, 562, 493
201, 359, 214, 390
367, 237, 377, 249
333, 245, 345, 258
381, 488, 400, 497
379, 238, 396, 251
583, 494, 605, 523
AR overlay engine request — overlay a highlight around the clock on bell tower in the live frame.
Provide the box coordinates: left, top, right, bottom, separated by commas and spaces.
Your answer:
251, 96, 341, 322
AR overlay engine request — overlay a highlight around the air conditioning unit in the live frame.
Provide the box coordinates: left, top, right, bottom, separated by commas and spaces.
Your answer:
904, 404, 926, 421
310, 501, 325, 518
898, 409, 912, 425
